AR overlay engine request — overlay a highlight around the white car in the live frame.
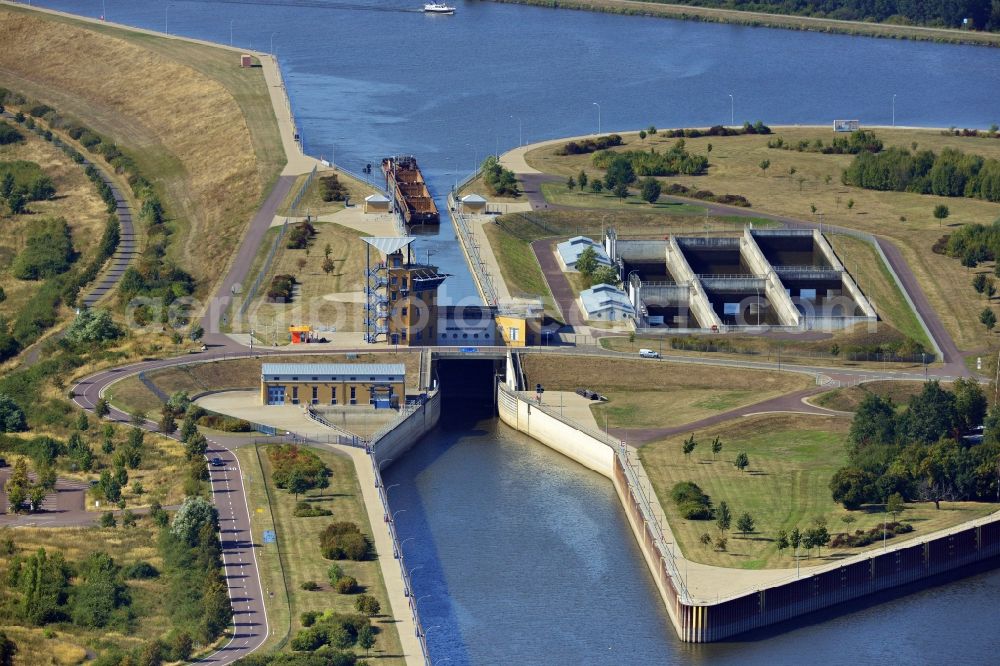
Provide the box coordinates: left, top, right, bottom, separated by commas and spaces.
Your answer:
639, 348, 660, 359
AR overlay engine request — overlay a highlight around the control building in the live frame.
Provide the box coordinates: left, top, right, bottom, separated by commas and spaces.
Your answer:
261, 363, 405, 409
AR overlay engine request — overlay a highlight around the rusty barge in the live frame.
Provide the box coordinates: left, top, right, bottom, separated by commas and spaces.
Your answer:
382, 155, 440, 226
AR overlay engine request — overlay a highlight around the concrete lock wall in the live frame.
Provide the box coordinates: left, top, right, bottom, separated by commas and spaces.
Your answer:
665, 238, 721, 329
811, 230, 878, 320
370, 391, 441, 466
741, 230, 801, 326
496, 381, 1000, 643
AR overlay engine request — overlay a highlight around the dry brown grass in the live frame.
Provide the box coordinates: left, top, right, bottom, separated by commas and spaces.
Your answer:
640, 413, 997, 569
0, 129, 105, 322
0, 6, 280, 293
526, 127, 1000, 351
0, 520, 171, 657
249, 222, 370, 334
522, 353, 812, 428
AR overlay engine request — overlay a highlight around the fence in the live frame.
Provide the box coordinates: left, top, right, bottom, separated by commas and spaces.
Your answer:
450, 194, 501, 306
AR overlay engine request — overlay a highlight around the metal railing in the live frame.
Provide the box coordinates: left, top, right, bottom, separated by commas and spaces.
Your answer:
303, 406, 365, 446
449, 193, 499, 307
498, 383, 692, 603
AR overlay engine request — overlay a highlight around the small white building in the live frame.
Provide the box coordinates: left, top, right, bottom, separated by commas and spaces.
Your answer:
364, 193, 390, 214
580, 284, 635, 321
460, 193, 488, 213
556, 236, 612, 272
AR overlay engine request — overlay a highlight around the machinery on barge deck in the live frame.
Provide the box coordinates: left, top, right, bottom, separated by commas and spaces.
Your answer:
382, 155, 440, 226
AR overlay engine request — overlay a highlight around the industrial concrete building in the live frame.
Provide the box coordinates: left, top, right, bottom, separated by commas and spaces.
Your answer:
261, 363, 405, 408
603, 227, 877, 332
556, 236, 612, 272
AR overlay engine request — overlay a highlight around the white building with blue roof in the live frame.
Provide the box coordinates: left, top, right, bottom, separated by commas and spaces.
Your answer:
556, 236, 613, 272
579, 284, 635, 322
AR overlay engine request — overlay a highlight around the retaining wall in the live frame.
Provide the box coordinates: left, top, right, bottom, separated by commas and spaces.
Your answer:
370, 392, 441, 466
665, 238, 721, 329
496, 377, 1000, 643
741, 230, 802, 326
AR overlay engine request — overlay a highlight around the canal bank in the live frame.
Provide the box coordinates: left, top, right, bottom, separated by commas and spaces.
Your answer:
497, 361, 1000, 642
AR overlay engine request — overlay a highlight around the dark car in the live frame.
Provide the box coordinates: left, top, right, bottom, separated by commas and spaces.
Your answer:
211, 457, 226, 467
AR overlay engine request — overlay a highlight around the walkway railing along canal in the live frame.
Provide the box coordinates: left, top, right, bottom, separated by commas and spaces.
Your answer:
449, 193, 500, 307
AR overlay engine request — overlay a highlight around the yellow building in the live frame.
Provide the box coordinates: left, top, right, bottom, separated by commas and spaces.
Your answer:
496, 310, 544, 347
364, 237, 447, 346
261, 363, 405, 409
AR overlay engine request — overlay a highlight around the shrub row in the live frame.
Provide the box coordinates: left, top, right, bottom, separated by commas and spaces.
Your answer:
830, 522, 913, 548
767, 129, 883, 155
0, 121, 23, 145
664, 183, 751, 207
294, 501, 333, 518
319, 174, 347, 202
660, 121, 771, 138
195, 414, 252, 432
671, 481, 713, 520
556, 134, 623, 155
593, 141, 708, 177
286, 221, 315, 249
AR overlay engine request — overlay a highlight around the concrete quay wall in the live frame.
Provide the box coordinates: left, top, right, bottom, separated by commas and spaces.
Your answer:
496, 380, 1000, 643
370, 392, 441, 467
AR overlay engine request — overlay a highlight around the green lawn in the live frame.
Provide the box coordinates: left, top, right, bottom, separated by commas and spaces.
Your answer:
483, 223, 555, 311
827, 233, 931, 350
640, 414, 996, 569
540, 181, 707, 213
235, 444, 404, 664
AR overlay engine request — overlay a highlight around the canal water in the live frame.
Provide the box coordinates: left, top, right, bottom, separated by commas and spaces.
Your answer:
27, 1, 1000, 662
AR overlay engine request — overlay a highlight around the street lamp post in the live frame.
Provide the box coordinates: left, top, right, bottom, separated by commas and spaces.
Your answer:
728, 93, 734, 126
391, 508, 407, 523
378, 458, 393, 472
510, 115, 522, 146
592, 102, 601, 134
466, 143, 478, 174
270, 32, 277, 56
230, 20, 234, 46
165, 4, 170, 34
892, 94, 896, 127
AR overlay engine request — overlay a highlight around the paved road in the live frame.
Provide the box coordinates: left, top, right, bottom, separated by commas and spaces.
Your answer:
531, 238, 583, 327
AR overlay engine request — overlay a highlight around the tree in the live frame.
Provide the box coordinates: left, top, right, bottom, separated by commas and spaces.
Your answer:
849, 393, 896, 447
847, 198, 855, 210
638, 129, 647, 141
981, 308, 996, 332
789, 527, 802, 552
953, 377, 987, 433
736, 512, 755, 537
612, 181, 629, 201
714, 536, 727, 552
100, 511, 117, 528
324, 242, 332, 259
95, 398, 110, 419
577, 170, 588, 189
974, 272, 988, 294
640, 177, 661, 204
287, 470, 310, 500
682, 435, 697, 459
886, 492, 905, 521
933, 203, 950, 225
775, 529, 789, 554
699, 532, 712, 546
830, 466, 875, 510
185, 432, 208, 460
76, 411, 90, 431
71, 552, 129, 628
759, 159, 770, 175
575, 246, 599, 278
989, 278, 997, 300
711, 436, 722, 460
5, 482, 26, 514
0, 394, 27, 432
0, 172, 14, 199
159, 409, 176, 435
0, 631, 16, 666
590, 265, 620, 287
358, 626, 376, 655
322, 257, 335, 275
590, 180, 603, 194
715, 501, 731, 534
354, 594, 381, 617
130, 410, 146, 427
734, 451, 749, 473
166, 390, 191, 415
27, 485, 47, 512
806, 526, 830, 558
604, 156, 636, 189
189, 325, 204, 342
566, 175, 576, 190
170, 496, 218, 545
64, 309, 123, 345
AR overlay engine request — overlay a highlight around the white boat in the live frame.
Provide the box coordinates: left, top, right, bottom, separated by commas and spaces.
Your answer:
423, 3, 455, 14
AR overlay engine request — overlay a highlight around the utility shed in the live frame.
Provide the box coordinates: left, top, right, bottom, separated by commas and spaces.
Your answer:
364, 193, 390, 213
580, 284, 635, 321
557, 236, 612, 272
460, 193, 487, 213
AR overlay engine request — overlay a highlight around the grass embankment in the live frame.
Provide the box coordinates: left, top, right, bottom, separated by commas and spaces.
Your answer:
248, 222, 370, 335
640, 414, 997, 569
275, 170, 377, 217
458, 173, 525, 204
107, 353, 421, 416
0, 129, 105, 325
600, 323, 927, 371
0, 520, 172, 662
521, 354, 811, 429
812, 380, 930, 412
486, 0, 1000, 47
0, 5, 284, 294
526, 127, 1000, 351
235, 445, 404, 664
539, 180, 707, 214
